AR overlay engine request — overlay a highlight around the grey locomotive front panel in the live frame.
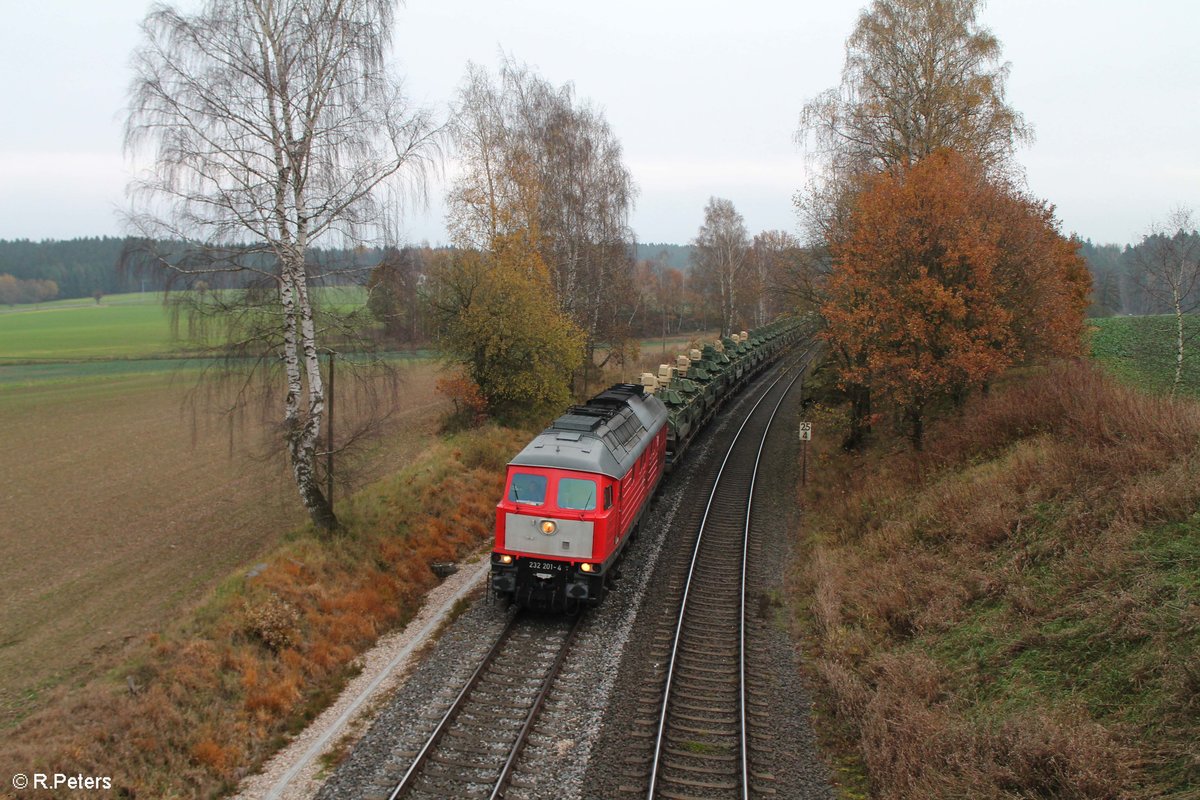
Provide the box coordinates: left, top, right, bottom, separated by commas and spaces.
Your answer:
504, 513, 594, 559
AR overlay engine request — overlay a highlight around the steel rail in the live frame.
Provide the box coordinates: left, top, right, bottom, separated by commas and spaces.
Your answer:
645, 350, 809, 799
738, 359, 806, 799
387, 611, 523, 800
488, 611, 586, 800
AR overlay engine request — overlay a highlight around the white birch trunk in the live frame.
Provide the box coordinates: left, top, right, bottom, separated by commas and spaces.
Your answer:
1173, 286, 1184, 398
280, 244, 335, 528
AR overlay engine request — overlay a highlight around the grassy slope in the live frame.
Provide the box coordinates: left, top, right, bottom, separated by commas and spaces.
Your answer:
793, 363, 1199, 799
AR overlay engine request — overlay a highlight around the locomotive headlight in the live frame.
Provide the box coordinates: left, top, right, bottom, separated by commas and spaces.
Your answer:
499, 554, 513, 565
580, 562, 594, 573
540, 519, 557, 535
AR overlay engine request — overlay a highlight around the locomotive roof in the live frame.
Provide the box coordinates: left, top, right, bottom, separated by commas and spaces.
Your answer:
509, 384, 669, 479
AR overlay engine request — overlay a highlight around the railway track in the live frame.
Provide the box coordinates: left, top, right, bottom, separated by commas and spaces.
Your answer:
320, 347, 813, 800
635, 353, 810, 800
387, 610, 583, 800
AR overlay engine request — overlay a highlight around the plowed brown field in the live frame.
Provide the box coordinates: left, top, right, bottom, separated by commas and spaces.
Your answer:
0, 362, 446, 729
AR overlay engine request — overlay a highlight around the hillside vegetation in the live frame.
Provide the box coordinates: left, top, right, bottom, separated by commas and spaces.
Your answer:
793, 361, 1199, 798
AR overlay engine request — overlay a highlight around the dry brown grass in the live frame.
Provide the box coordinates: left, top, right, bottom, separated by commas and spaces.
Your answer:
792, 361, 1200, 799
0, 409, 526, 798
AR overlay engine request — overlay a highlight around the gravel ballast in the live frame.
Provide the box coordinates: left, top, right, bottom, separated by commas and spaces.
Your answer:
303, 361, 831, 799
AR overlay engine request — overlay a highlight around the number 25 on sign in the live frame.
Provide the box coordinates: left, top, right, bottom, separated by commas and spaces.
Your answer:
798, 421, 812, 441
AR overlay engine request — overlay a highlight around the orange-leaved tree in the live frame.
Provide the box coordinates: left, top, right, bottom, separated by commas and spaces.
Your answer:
823, 150, 1089, 448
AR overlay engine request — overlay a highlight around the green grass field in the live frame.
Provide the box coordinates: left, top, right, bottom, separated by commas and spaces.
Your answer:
1089, 314, 1200, 395
0, 295, 180, 360
0, 287, 373, 365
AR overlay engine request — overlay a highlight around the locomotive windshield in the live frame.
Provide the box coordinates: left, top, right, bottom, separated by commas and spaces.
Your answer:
508, 472, 547, 505
557, 477, 597, 511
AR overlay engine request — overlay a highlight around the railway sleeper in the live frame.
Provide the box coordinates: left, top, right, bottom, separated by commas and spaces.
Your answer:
664, 744, 736, 762
661, 757, 739, 775
669, 710, 737, 725
658, 774, 738, 790
675, 661, 737, 677
672, 679, 739, 694
657, 790, 725, 800
440, 731, 520, 752
679, 622, 738, 637
423, 754, 500, 774
672, 699, 737, 715
665, 721, 736, 736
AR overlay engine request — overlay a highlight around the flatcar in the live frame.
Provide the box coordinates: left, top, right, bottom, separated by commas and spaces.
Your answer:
490, 320, 801, 610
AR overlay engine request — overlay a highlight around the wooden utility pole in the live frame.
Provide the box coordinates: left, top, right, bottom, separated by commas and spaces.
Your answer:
327, 350, 335, 515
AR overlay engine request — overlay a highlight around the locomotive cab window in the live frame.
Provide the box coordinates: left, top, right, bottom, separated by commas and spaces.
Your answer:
508, 473, 547, 505
603, 486, 613, 510
557, 477, 597, 511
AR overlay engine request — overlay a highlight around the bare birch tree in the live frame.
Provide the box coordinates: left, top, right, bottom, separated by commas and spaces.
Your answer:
745, 230, 808, 326
446, 58, 637, 382
1134, 208, 1200, 396
692, 197, 749, 336
125, 0, 439, 530
798, 0, 1031, 180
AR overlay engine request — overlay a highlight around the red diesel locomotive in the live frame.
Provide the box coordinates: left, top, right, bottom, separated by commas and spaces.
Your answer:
490, 384, 668, 609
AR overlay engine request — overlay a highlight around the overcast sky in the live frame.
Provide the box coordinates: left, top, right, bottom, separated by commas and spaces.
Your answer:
1, 1, 1197, 247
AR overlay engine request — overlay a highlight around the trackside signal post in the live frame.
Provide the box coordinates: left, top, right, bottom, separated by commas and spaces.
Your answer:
799, 421, 812, 485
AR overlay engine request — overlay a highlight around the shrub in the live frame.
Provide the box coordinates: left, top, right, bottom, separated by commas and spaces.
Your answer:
244, 592, 300, 652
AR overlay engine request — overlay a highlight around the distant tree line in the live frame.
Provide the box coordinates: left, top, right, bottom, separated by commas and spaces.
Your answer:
0, 237, 152, 300
0, 236, 419, 301
1, 233, 796, 343
6, 230, 1181, 325
636, 242, 692, 269
1081, 231, 1200, 317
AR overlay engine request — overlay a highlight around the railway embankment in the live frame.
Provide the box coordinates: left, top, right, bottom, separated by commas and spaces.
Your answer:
0, 426, 528, 799
790, 360, 1200, 798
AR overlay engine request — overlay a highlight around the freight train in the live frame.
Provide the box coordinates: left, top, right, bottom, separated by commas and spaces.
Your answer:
490, 319, 802, 609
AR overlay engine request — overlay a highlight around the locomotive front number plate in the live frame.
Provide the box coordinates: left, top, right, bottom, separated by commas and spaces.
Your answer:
526, 560, 567, 572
